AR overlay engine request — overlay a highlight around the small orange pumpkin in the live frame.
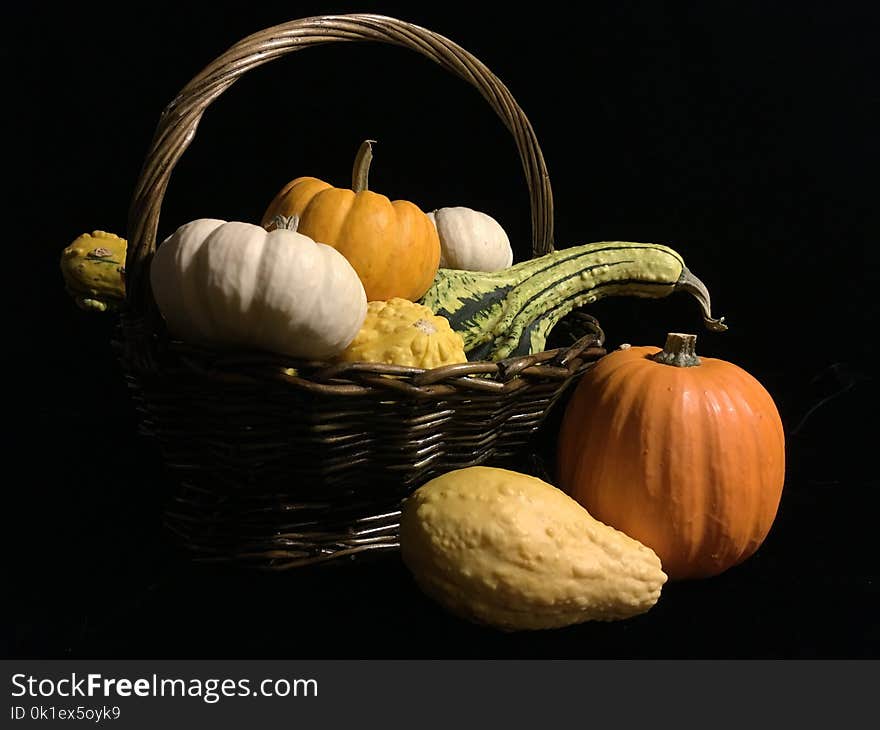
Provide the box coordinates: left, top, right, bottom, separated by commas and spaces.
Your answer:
557, 332, 785, 581
261, 140, 440, 302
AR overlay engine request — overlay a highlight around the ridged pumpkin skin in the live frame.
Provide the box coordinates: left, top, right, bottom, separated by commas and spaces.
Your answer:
426, 206, 513, 272
261, 175, 440, 303
149, 218, 367, 360
557, 342, 785, 581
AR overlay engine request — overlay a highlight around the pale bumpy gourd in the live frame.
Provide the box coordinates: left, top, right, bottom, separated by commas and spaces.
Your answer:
400, 466, 667, 631
337, 298, 467, 368
149, 217, 367, 360
427, 206, 513, 272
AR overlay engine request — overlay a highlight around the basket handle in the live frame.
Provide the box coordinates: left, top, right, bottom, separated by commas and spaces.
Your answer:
124, 13, 555, 314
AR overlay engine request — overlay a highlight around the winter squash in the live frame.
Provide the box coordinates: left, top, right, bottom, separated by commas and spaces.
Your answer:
419, 241, 727, 361
149, 216, 367, 360
60, 230, 127, 312
261, 140, 440, 302
426, 206, 513, 271
337, 298, 467, 369
400, 466, 667, 631
556, 333, 785, 580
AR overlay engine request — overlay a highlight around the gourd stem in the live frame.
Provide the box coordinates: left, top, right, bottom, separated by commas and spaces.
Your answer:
272, 214, 300, 232
352, 139, 376, 192
675, 266, 728, 332
651, 333, 701, 367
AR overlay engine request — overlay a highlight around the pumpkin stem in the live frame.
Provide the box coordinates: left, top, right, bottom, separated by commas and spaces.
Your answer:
352, 139, 376, 193
651, 333, 701, 367
272, 214, 300, 232
675, 266, 728, 332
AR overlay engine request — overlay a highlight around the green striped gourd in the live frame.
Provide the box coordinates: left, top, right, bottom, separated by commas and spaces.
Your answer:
418, 241, 726, 361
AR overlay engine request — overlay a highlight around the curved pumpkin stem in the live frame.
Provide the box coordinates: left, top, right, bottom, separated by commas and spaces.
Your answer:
651, 333, 701, 368
352, 139, 377, 193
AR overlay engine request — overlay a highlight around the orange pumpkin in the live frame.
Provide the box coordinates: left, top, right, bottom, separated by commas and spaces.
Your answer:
261, 140, 440, 302
557, 333, 785, 581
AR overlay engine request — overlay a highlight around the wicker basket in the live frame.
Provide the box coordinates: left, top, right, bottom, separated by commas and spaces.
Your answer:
118, 13, 607, 569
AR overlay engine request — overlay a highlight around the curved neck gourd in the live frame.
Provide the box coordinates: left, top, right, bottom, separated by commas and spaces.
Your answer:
418, 241, 726, 361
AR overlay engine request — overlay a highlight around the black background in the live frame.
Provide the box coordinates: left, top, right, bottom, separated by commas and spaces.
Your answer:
8, 0, 878, 658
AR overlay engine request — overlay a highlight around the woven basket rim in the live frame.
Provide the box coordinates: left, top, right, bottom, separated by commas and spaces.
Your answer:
119, 312, 606, 397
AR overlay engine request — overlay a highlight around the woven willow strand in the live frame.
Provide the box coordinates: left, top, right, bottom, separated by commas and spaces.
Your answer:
125, 13, 554, 315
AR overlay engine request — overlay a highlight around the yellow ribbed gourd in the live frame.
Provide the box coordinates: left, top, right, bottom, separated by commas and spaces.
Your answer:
400, 466, 668, 631
337, 298, 467, 368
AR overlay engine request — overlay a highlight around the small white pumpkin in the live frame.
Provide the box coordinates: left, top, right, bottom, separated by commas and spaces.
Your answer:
149, 216, 367, 360
427, 206, 513, 272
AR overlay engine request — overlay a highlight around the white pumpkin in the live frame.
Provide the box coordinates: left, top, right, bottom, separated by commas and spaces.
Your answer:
427, 206, 513, 272
149, 216, 367, 360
